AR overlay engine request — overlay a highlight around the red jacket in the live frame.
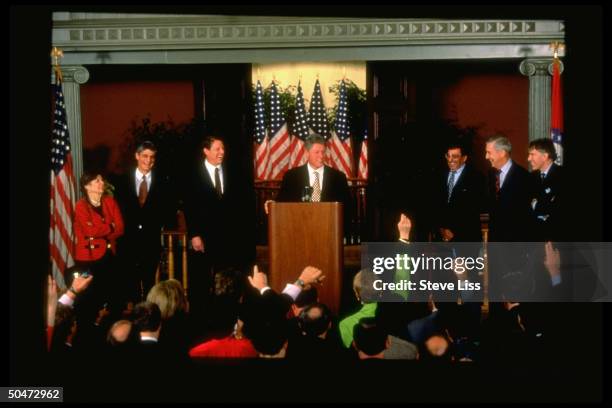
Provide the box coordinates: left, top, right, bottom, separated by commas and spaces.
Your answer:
74, 196, 124, 262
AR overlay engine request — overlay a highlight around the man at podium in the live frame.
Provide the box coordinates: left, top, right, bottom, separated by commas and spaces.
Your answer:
275, 134, 350, 206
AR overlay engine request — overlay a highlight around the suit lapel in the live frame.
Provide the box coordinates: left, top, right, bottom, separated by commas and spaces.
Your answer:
301, 164, 310, 192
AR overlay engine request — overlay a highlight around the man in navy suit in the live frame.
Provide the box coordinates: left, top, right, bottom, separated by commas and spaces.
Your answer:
433, 141, 485, 341
435, 140, 485, 243
274, 134, 351, 220
527, 138, 564, 242
115, 141, 175, 304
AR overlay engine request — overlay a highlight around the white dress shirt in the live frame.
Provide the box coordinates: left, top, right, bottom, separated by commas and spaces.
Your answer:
135, 169, 152, 195
499, 159, 513, 188
307, 163, 325, 192
204, 160, 224, 194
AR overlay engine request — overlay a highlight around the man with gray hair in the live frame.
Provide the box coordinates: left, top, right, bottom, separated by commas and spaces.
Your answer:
485, 134, 534, 242
485, 134, 536, 309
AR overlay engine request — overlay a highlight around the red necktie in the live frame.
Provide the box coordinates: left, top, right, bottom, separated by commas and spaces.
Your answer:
494, 169, 501, 199
138, 177, 148, 207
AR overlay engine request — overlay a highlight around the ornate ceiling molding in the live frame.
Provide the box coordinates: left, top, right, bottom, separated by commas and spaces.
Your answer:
52, 14, 565, 52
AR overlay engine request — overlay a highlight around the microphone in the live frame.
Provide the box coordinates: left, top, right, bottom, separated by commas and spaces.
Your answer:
301, 186, 313, 202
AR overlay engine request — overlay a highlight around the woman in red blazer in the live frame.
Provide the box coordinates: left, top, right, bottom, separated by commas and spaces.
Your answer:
72, 172, 124, 345
74, 174, 124, 262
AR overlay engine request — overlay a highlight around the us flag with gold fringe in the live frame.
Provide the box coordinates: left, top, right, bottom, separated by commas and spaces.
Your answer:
50, 77, 77, 288
329, 80, 354, 177
289, 80, 309, 168
307, 79, 332, 165
253, 80, 270, 180
358, 130, 368, 180
267, 81, 291, 179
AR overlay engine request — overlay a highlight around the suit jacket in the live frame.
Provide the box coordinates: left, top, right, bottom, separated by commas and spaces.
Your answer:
276, 164, 351, 205
487, 162, 535, 242
436, 164, 485, 242
114, 169, 174, 259
183, 161, 254, 265
74, 196, 124, 262
532, 163, 564, 241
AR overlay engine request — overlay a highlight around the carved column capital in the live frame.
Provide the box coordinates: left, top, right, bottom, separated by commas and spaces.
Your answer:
57, 65, 90, 84
519, 58, 564, 76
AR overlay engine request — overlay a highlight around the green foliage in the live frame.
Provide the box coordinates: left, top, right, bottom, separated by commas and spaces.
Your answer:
251, 79, 367, 139
119, 115, 200, 177
328, 79, 367, 138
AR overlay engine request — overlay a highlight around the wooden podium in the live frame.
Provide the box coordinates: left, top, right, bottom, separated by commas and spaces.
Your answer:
268, 202, 344, 315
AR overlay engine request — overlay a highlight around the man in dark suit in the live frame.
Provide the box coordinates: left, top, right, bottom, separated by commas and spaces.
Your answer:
271, 134, 351, 235
183, 135, 254, 325
485, 134, 536, 303
435, 141, 485, 243
276, 134, 351, 205
527, 138, 564, 242
485, 134, 535, 243
115, 141, 174, 304
433, 141, 485, 340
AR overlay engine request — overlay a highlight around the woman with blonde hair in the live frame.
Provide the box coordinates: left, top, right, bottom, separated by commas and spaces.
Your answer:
146, 279, 189, 320
146, 279, 192, 356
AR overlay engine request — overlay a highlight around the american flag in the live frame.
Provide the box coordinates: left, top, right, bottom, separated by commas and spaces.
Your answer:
253, 80, 270, 180
358, 130, 369, 180
307, 79, 333, 166
290, 80, 309, 168
329, 80, 354, 177
267, 81, 291, 179
551, 59, 563, 165
49, 78, 77, 289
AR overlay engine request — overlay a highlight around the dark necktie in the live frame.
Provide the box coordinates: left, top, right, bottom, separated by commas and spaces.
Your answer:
494, 169, 501, 199
540, 172, 546, 184
447, 171, 456, 203
214, 167, 222, 197
138, 176, 148, 207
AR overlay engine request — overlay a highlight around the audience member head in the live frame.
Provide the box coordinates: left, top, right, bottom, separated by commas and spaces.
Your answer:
485, 134, 512, 170
146, 279, 189, 321
247, 291, 290, 357
210, 266, 244, 333
353, 317, 389, 359
249, 317, 289, 358
353, 270, 377, 304
132, 301, 162, 339
421, 332, 454, 363
107, 319, 136, 346
298, 302, 332, 339
291, 287, 318, 317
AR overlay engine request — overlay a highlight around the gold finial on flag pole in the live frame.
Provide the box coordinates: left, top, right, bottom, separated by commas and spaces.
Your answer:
549, 41, 565, 60
51, 46, 64, 82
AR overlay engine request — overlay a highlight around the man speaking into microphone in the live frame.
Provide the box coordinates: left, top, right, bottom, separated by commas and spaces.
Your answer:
275, 133, 351, 205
